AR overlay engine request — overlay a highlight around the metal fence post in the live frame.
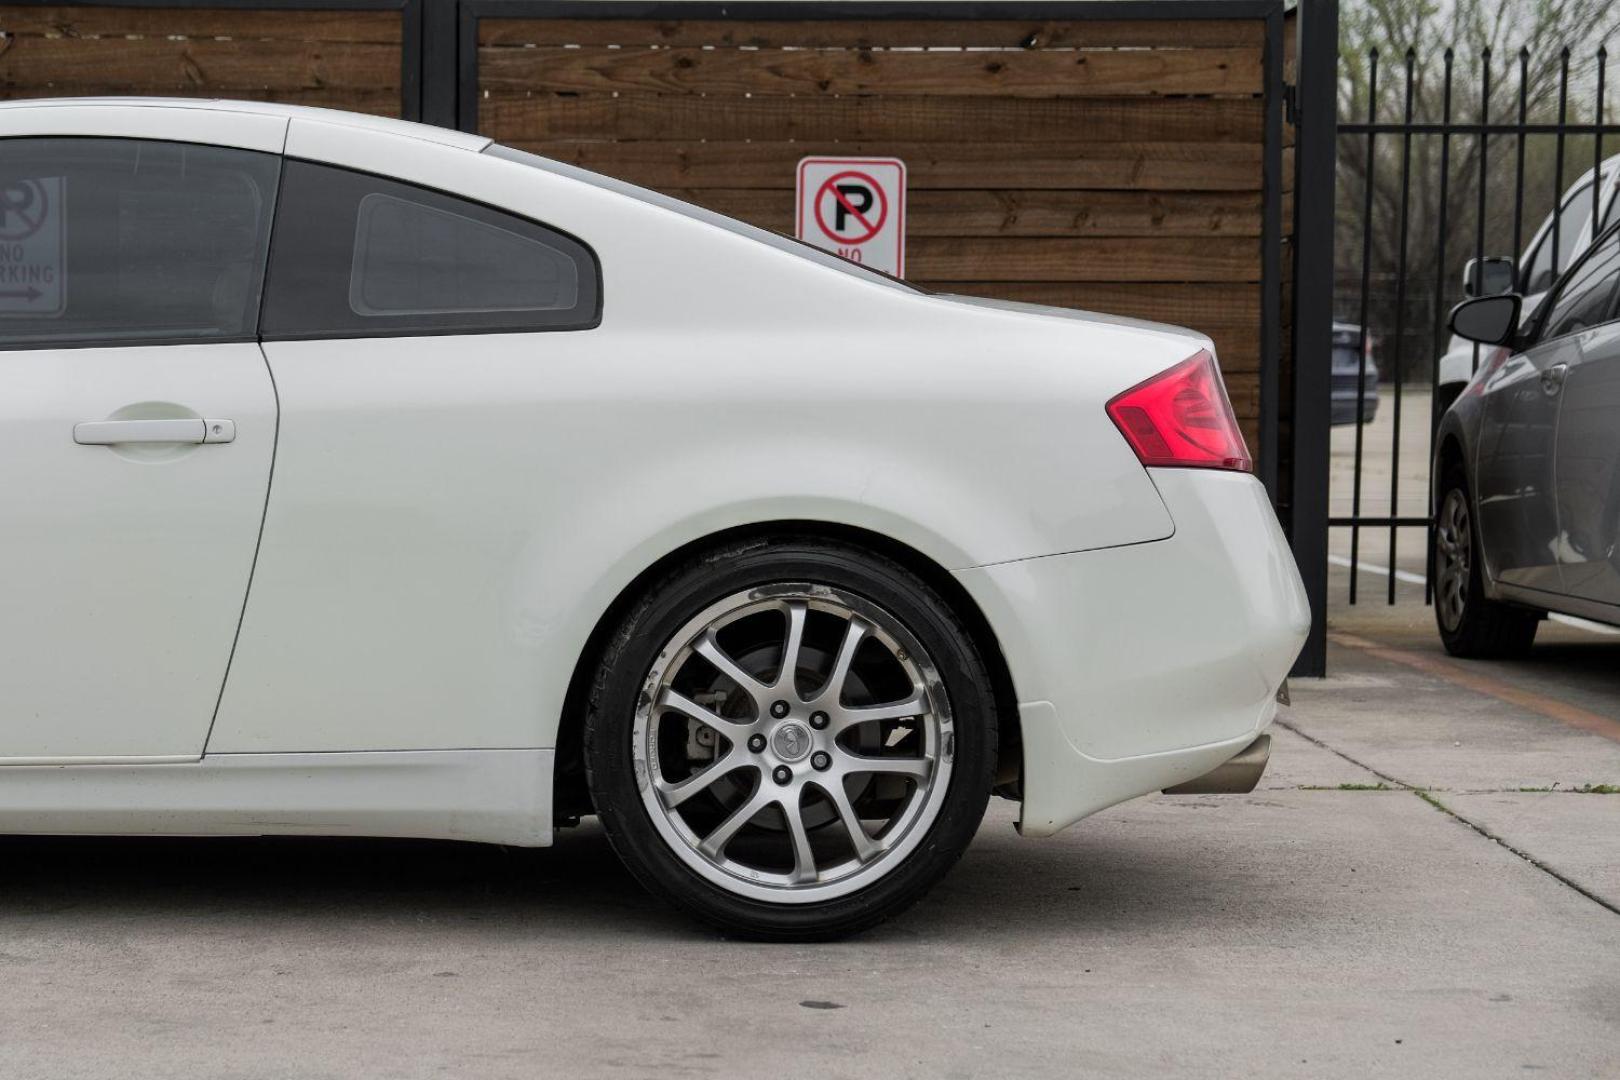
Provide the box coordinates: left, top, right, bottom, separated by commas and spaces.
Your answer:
421, 0, 461, 129
1289, 0, 1338, 677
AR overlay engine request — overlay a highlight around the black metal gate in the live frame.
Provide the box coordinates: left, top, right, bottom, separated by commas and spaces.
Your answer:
1332, 36, 1620, 609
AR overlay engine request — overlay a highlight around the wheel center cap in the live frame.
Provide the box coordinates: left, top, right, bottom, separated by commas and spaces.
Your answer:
771, 721, 813, 763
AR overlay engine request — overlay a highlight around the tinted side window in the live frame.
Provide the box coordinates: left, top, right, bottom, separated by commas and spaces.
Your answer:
260, 161, 599, 339
0, 138, 279, 349
1541, 230, 1620, 341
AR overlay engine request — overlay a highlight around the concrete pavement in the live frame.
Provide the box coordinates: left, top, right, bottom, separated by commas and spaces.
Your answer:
2, 612, 1617, 1078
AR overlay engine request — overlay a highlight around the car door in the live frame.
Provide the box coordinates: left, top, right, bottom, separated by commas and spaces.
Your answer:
1475, 229, 1620, 596
1551, 239, 1620, 608
207, 121, 602, 755
0, 120, 281, 760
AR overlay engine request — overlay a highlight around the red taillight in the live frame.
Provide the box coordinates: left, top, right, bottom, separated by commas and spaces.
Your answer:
1105, 350, 1253, 473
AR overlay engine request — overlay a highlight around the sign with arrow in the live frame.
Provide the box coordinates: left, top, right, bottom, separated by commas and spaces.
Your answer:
0, 177, 65, 316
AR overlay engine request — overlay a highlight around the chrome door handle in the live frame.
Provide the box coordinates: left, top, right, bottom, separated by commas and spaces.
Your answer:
74, 418, 236, 445
1541, 363, 1569, 396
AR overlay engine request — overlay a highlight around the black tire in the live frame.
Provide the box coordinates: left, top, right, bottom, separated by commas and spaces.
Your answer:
1434, 464, 1539, 658
583, 535, 996, 940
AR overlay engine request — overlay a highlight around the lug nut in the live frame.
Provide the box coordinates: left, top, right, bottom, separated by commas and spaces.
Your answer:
773, 765, 793, 786
811, 751, 831, 771
809, 711, 829, 730
770, 700, 790, 719
747, 734, 767, 753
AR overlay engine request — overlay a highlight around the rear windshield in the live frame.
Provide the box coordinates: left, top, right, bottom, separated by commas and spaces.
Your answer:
484, 144, 919, 294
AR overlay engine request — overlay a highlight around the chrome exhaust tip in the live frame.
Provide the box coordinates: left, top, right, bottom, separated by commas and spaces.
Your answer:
1162, 734, 1271, 795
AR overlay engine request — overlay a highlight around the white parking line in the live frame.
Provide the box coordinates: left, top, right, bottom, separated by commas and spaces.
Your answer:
1327, 552, 1427, 587
1326, 554, 1620, 636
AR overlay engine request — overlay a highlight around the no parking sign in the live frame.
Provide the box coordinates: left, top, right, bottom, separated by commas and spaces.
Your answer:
796, 157, 906, 277
0, 177, 64, 316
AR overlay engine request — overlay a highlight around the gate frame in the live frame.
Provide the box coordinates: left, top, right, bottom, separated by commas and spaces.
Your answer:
1289, 0, 1337, 676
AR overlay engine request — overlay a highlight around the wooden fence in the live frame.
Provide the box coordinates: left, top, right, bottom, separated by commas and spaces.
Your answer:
470, 9, 1276, 450
0, 2, 415, 117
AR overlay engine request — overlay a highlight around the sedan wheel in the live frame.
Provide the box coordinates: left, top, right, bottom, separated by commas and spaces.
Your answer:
1434, 487, 1471, 634
635, 588, 953, 903
1432, 466, 1539, 658
585, 537, 995, 939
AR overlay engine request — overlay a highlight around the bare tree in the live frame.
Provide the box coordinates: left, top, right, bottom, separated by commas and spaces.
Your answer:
1336, 0, 1618, 381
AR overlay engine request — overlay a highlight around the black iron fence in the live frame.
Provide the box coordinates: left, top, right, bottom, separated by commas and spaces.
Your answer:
1334, 41, 1620, 605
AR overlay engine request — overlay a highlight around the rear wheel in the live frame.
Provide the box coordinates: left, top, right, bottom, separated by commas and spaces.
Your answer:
583, 537, 995, 940
1434, 467, 1539, 658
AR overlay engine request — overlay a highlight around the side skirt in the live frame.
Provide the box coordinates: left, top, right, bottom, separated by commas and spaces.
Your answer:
0, 749, 553, 847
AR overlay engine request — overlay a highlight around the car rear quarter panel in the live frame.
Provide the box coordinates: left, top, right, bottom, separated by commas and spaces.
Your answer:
209, 125, 1200, 755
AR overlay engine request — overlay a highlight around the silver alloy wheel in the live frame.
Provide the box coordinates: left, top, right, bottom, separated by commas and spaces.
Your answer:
631, 584, 954, 904
1436, 487, 1472, 632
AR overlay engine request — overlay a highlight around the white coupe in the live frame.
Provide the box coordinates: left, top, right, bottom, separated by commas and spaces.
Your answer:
0, 99, 1309, 938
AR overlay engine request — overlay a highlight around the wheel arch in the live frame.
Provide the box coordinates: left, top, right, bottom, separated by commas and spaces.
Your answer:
1435, 428, 1468, 491
551, 520, 1022, 820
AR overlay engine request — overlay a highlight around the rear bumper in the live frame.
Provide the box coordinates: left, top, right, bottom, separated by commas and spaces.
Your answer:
953, 469, 1310, 836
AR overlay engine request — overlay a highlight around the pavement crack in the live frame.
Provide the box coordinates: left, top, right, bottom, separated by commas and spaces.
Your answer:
1274, 718, 1406, 788
1276, 718, 1620, 919
1411, 789, 1620, 918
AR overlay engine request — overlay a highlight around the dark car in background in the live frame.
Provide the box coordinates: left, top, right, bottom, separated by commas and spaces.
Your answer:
1434, 220, 1620, 657
1332, 321, 1381, 425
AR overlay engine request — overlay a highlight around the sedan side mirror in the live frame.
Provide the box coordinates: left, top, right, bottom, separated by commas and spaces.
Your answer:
1449, 294, 1523, 346
1463, 256, 1516, 297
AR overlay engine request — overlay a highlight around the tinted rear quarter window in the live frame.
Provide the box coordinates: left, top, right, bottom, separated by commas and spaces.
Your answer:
0, 137, 279, 349
260, 160, 600, 339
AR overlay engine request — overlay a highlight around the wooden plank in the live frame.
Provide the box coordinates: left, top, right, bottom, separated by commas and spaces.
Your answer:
0, 6, 401, 42
0, 83, 403, 116
1229, 375, 1261, 414
665, 188, 1262, 238
479, 17, 1264, 50
905, 236, 1258, 282
499, 140, 1264, 191
478, 45, 1263, 98
1197, 334, 1260, 374
0, 36, 400, 94
250, 86, 403, 117
479, 93, 1264, 144
0, 85, 401, 115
